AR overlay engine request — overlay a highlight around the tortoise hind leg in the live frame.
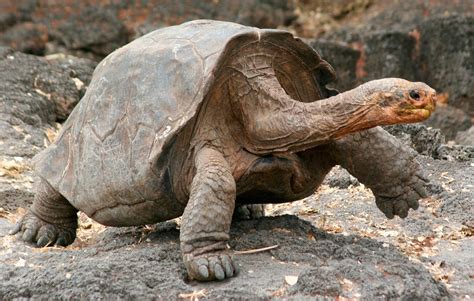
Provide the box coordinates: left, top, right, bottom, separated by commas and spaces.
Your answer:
180, 147, 237, 281
233, 204, 265, 220
10, 178, 78, 247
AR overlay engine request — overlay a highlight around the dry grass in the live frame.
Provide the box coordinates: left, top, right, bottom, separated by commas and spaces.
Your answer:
0, 159, 30, 179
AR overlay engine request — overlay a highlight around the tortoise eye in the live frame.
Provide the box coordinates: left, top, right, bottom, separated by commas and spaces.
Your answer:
409, 90, 421, 101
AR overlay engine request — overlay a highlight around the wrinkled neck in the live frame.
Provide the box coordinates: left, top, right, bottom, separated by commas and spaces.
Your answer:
231, 73, 388, 155
305, 86, 384, 139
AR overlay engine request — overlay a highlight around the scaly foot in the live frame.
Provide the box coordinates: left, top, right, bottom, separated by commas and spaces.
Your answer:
375, 170, 428, 219
233, 204, 265, 220
10, 210, 77, 247
183, 251, 237, 281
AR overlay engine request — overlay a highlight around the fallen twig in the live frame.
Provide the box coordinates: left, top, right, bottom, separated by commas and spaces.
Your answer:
178, 289, 207, 300
234, 244, 279, 255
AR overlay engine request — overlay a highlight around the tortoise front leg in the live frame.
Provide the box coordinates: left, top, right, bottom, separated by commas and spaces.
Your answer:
328, 126, 428, 218
180, 147, 237, 281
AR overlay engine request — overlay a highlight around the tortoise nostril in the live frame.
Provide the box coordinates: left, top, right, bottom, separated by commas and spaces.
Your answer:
409, 90, 421, 101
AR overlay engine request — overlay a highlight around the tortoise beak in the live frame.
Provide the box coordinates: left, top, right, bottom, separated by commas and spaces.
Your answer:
422, 89, 437, 115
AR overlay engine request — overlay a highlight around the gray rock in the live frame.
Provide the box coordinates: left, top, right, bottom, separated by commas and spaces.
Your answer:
363, 31, 417, 81
1, 0, 296, 58
0, 12, 16, 32
49, 7, 127, 57
0, 22, 48, 55
0, 48, 95, 157
323, 166, 360, 189
310, 39, 360, 91
456, 126, 474, 146
418, 15, 474, 116
41, 54, 97, 121
385, 124, 444, 158
424, 105, 472, 141
385, 124, 473, 162
436, 145, 474, 162
0, 215, 451, 300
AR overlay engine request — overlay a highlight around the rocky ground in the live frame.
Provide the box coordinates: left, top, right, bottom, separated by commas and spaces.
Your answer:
0, 0, 473, 300
0, 147, 472, 300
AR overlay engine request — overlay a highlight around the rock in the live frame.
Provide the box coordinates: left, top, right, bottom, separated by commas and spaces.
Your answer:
384, 124, 473, 162
288, 0, 372, 38
1, 0, 296, 58
49, 7, 127, 57
41, 54, 97, 121
212, 0, 296, 29
323, 1, 471, 38
0, 13, 17, 32
0, 215, 450, 299
0, 48, 55, 157
384, 124, 444, 158
123, 0, 296, 38
45, 54, 96, 91
456, 126, 474, 146
323, 166, 360, 189
310, 39, 360, 91
0, 48, 95, 157
362, 31, 417, 81
0, 22, 48, 55
424, 105, 472, 141
418, 15, 474, 116
325, 30, 418, 83
290, 261, 449, 300
436, 145, 474, 162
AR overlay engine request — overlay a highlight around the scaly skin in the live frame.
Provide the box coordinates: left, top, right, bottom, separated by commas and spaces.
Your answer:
328, 127, 428, 218
10, 179, 77, 247
236, 127, 427, 220
228, 67, 436, 156
180, 148, 237, 281
233, 204, 265, 220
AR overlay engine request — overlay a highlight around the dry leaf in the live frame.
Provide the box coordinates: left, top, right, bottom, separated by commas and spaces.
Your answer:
0, 159, 30, 179
271, 286, 287, 297
285, 275, 298, 286
380, 230, 399, 237
14, 258, 26, 267
178, 289, 207, 301
0, 208, 9, 219
341, 278, 354, 292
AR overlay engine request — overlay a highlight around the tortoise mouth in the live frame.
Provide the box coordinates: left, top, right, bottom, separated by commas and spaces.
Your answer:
410, 108, 432, 119
396, 103, 434, 120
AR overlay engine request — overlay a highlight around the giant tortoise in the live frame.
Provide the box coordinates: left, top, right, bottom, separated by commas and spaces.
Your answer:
12, 20, 437, 281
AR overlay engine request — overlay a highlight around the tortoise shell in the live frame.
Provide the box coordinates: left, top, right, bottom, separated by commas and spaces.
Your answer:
33, 20, 336, 225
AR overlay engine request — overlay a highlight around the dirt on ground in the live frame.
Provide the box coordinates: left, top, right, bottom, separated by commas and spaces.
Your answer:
0, 153, 472, 300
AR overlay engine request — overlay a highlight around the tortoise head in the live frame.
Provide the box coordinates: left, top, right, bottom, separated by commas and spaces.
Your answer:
371, 78, 437, 124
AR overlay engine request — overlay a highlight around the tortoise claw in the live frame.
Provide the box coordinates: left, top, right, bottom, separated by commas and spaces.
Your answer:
11, 210, 77, 247
184, 252, 237, 281
9, 221, 22, 235
375, 163, 429, 219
